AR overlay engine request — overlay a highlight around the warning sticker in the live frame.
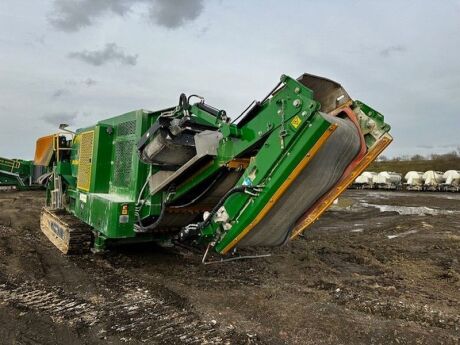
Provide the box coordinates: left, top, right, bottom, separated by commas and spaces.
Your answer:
291, 115, 302, 129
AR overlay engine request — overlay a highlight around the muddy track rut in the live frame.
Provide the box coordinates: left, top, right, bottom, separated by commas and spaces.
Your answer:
0, 243, 258, 344
0, 190, 459, 344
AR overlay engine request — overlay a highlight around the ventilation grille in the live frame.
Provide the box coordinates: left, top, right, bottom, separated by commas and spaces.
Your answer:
117, 120, 136, 136
77, 131, 94, 191
113, 140, 134, 187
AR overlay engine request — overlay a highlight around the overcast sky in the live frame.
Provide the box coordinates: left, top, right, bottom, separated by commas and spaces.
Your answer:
1, 0, 459, 159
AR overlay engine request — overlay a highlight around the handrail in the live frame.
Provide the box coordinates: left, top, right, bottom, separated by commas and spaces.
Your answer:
0, 157, 21, 172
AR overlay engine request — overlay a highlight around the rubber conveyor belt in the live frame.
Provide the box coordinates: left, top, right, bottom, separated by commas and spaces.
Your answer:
238, 113, 361, 247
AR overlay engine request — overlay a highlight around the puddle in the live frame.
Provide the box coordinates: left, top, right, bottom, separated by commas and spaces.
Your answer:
361, 203, 457, 216
387, 230, 418, 239
351, 229, 364, 233
350, 190, 460, 201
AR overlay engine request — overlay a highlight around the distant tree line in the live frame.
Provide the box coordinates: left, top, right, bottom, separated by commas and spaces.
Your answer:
378, 147, 460, 162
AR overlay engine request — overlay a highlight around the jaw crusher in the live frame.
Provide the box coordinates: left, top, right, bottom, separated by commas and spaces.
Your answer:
37, 73, 392, 255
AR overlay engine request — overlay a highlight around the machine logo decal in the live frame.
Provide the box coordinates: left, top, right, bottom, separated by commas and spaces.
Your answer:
48, 219, 65, 240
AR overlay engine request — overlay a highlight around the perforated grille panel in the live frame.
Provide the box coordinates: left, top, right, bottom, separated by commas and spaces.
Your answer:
77, 131, 94, 191
113, 140, 134, 187
117, 120, 136, 136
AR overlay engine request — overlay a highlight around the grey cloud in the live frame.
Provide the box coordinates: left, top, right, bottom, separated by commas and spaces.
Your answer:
440, 143, 459, 148
48, 0, 204, 31
68, 43, 138, 66
416, 144, 434, 149
51, 88, 70, 99
64, 79, 77, 86
196, 26, 209, 38
48, 0, 133, 32
379, 45, 406, 57
42, 112, 78, 126
64, 78, 97, 86
27, 33, 46, 47
149, 0, 203, 29
83, 78, 97, 87
36, 35, 46, 45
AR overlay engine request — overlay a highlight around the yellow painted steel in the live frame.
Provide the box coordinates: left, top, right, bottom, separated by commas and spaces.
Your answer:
40, 208, 71, 254
226, 158, 250, 170
220, 124, 338, 254
290, 133, 393, 239
77, 131, 95, 192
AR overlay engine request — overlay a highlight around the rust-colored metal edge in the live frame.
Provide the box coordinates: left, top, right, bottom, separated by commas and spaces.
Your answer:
290, 133, 393, 240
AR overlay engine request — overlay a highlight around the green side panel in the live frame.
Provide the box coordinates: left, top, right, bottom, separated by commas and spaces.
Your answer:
217, 76, 319, 160
70, 110, 154, 239
74, 192, 135, 239
90, 194, 134, 238
98, 110, 149, 200
213, 113, 331, 252
0, 172, 21, 187
354, 100, 391, 148
56, 162, 74, 186
74, 192, 91, 221
355, 100, 390, 131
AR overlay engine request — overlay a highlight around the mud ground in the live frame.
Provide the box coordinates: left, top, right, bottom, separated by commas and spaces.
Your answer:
0, 190, 458, 345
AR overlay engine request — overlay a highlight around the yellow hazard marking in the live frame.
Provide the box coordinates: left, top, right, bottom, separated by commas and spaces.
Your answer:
290, 115, 302, 129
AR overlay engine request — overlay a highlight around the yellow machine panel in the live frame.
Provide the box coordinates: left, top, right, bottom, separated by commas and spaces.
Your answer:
77, 131, 94, 191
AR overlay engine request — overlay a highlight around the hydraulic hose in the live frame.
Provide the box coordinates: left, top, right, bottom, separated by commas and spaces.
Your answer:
201, 185, 246, 229
135, 185, 174, 233
169, 171, 223, 209
134, 197, 167, 233
178, 185, 247, 241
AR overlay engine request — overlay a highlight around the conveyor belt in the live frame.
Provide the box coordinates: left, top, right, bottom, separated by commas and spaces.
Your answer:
238, 113, 361, 247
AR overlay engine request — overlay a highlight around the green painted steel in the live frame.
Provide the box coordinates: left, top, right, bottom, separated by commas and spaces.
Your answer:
42, 73, 392, 253
354, 101, 391, 148
0, 157, 40, 190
